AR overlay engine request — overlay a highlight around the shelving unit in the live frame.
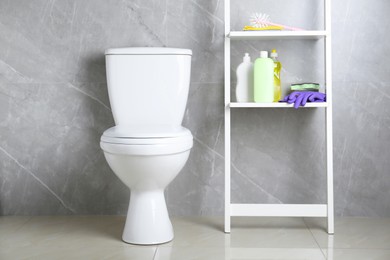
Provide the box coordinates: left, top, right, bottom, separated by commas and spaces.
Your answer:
224, 0, 334, 234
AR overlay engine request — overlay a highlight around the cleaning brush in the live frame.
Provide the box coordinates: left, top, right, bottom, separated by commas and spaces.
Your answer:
250, 13, 304, 31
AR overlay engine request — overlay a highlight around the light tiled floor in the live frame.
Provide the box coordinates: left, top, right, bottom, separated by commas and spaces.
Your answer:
1, 216, 390, 260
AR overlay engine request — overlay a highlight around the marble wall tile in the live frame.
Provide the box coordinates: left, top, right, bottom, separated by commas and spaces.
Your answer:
230, 0, 324, 31
332, 0, 390, 83
0, 0, 389, 217
167, 83, 225, 215
230, 108, 327, 205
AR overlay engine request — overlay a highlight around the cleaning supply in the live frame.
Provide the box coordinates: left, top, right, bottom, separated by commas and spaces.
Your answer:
291, 83, 320, 92
235, 53, 254, 102
249, 13, 304, 31
271, 49, 282, 102
243, 25, 283, 31
280, 91, 326, 109
254, 51, 274, 103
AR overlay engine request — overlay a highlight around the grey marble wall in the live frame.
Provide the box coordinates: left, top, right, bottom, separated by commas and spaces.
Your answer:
0, 0, 389, 217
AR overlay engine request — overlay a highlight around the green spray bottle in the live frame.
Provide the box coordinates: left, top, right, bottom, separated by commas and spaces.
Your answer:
254, 51, 274, 103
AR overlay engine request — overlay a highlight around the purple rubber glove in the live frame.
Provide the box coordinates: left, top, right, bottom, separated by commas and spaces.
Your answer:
307, 92, 326, 102
280, 91, 326, 109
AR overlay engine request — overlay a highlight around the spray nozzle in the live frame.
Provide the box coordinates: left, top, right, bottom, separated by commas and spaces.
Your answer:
271, 49, 278, 58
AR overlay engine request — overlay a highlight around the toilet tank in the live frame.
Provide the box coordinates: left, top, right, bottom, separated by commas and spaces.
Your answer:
105, 47, 192, 126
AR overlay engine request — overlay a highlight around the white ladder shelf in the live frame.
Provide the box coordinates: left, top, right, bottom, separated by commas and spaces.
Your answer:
224, 0, 334, 234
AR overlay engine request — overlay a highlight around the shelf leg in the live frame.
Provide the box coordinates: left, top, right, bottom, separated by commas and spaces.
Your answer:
224, 105, 231, 233
325, 0, 334, 235
326, 107, 334, 234
224, 0, 231, 231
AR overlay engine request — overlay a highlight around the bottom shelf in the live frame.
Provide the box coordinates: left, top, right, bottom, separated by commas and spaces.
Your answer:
230, 204, 328, 217
229, 102, 328, 108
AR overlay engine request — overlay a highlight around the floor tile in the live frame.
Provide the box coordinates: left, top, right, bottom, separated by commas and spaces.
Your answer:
305, 217, 390, 249
154, 247, 226, 260
0, 245, 157, 260
1, 216, 390, 260
228, 217, 320, 248
0, 216, 31, 228
228, 248, 325, 260
160, 217, 228, 248
155, 247, 325, 260
164, 217, 319, 249
1, 215, 131, 248
322, 248, 390, 260
0, 216, 31, 243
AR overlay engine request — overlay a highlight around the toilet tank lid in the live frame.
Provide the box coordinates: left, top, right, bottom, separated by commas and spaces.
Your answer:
105, 47, 192, 56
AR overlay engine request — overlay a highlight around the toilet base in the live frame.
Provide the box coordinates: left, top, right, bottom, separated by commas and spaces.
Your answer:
122, 190, 174, 245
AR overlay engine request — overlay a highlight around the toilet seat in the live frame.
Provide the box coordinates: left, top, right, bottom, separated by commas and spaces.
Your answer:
100, 125, 193, 155
101, 125, 192, 144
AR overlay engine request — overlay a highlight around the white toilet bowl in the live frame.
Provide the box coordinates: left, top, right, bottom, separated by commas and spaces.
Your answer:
100, 125, 193, 244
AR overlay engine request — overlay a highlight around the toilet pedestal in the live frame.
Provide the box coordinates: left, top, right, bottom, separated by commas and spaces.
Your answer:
122, 190, 173, 245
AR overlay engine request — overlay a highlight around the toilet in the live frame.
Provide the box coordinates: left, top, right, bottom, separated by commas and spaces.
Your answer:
100, 47, 193, 245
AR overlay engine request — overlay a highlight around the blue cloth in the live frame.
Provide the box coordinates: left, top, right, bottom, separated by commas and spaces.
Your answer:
280, 91, 326, 109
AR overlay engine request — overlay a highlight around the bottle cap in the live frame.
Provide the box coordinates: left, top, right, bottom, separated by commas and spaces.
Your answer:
260, 51, 268, 58
270, 49, 278, 58
243, 53, 251, 62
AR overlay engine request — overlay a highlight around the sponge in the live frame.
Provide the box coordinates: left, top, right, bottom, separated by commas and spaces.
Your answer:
290, 83, 320, 92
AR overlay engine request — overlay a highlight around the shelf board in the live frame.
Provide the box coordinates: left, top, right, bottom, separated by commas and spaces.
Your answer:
228, 30, 327, 40
229, 102, 328, 108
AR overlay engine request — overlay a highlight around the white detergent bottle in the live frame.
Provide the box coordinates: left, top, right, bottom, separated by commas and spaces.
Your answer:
235, 53, 254, 102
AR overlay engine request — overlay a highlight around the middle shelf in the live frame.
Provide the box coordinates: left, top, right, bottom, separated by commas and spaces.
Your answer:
229, 102, 328, 108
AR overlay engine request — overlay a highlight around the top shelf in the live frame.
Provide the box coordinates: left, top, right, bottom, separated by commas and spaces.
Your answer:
228, 30, 327, 40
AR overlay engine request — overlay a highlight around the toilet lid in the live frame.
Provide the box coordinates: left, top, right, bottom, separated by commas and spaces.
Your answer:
101, 125, 192, 145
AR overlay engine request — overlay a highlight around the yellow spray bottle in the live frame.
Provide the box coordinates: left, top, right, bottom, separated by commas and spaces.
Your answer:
271, 49, 282, 102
